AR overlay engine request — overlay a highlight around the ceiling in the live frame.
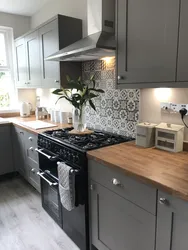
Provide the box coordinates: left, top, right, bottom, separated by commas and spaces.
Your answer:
0, 0, 51, 16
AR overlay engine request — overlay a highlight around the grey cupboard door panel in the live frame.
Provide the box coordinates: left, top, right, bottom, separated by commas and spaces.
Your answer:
90, 180, 155, 250
0, 126, 13, 175
177, 0, 188, 82
15, 38, 27, 87
39, 19, 60, 88
156, 191, 188, 250
25, 31, 41, 87
117, 0, 179, 85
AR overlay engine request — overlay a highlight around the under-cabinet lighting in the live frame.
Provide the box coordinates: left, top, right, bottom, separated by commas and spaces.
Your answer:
154, 88, 172, 102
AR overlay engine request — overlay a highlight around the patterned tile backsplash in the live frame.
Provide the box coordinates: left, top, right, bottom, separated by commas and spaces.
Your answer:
82, 58, 140, 137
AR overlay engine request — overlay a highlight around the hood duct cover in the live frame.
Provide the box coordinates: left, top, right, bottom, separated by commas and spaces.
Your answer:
46, 0, 115, 62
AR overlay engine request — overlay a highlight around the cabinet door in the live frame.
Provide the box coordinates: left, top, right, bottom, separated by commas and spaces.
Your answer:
90, 180, 155, 250
117, 0, 179, 87
15, 38, 27, 87
12, 128, 27, 178
177, 0, 188, 82
0, 126, 13, 175
156, 191, 188, 250
39, 19, 60, 88
25, 31, 41, 87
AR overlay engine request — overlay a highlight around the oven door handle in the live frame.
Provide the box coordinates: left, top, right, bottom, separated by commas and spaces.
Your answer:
37, 172, 58, 186
35, 148, 59, 161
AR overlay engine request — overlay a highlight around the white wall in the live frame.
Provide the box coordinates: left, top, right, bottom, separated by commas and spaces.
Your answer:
140, 88, 188, 141
0, 12, 31, 38
31, 0, 87, 36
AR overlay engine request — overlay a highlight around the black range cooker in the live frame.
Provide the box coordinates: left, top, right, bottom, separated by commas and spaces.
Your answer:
36, 128, 134, 250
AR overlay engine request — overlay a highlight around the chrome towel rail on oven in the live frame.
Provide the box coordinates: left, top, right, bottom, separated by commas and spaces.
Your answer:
35, 148, 59, 161
57, 162, 79, 173
37, 172, 58, 186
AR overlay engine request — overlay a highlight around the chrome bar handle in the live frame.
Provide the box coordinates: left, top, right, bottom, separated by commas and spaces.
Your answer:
37, 172, 58, 186
35, 148, 59, 161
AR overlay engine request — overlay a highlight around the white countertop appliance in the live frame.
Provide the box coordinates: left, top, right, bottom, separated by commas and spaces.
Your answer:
20, 102, 32, 118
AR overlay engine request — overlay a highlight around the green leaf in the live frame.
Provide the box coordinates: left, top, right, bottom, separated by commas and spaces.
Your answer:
78, 76, 81, 82
66, 75, 71, 82
89, 88, 104, 93
67, 81, 83, 91
52, 89, 64, 95
89, 100, 96, 111
55, 96, 71, 104
88, 93, 98, 99
90, 75, 95, 81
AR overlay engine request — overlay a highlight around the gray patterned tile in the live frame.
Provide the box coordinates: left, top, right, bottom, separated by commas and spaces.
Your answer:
83, 58, 139, 138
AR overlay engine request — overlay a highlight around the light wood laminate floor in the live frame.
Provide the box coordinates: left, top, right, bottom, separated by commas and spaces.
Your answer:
0, 176, 79, 250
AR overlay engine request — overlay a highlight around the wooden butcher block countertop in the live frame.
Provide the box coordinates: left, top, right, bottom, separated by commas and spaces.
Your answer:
4, 116, 72, 134
87, 142, 188, 202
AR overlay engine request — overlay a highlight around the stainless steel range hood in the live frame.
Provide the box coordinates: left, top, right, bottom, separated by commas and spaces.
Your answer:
46, 0, 115, 62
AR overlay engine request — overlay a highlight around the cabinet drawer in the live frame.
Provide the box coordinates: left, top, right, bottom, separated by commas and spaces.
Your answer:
28, 163, 41, 193
25, 131, 39, 164
89, 160, 157, 214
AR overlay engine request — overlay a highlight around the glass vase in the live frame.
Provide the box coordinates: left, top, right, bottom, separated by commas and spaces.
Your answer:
73, 106, 86, 132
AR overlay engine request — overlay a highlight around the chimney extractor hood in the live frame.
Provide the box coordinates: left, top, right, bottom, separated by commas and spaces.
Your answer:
46, 0, 115, 62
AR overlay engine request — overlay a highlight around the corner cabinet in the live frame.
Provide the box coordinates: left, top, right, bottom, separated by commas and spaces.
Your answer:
90, 180, 155, 250
15, 15, 82, 89
156, 191, 188, 250
116, 0, 188, 88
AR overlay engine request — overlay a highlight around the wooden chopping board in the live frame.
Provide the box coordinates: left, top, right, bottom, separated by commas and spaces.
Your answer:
69, 129, 94, 135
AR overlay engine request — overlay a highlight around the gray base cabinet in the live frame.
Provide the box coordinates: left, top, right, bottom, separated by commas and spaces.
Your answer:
0, 125, 14, 175
156, 191, 188, 250
12, 126, 40, 193
90, 180, 155, 250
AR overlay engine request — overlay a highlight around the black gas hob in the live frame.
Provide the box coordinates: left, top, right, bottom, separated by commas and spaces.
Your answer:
42, 127, 134, 151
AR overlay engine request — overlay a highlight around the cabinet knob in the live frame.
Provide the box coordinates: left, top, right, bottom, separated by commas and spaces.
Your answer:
118, 76, 124, 80
159, 198, 169, 205
90, 184, 95, 190
55, 80, 60, 83
28, 137, 33, 141
20, 131, 24, 134
29, 147, 34, 151
112, 178, 121, 186
31, 168, 35, 173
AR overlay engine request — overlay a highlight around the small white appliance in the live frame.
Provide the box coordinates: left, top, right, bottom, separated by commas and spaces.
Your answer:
136, 122, 157, 148
20, 102, 32, 118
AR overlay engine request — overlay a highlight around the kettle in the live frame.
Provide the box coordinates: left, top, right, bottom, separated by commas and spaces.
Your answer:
20, 102, 32, 117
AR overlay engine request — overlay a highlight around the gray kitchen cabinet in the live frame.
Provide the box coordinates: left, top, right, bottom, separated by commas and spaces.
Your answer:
177, 0, 188, 82
0, 125, 14, 175
39, 15, 82, 88
15, 15, 82, 89
39, 19, 60, 89
25, 30, 41, 87
15, 38, 27, 87
90, 180, 156, 250
117, 0, 180, 88
12, 126, 27, 178
156, 191, 188, 250
12, 126, 40, 192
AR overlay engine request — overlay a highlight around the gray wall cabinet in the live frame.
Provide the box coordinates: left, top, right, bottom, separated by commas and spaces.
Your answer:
0, 125, 14, 175
15, 15, 82, 89
25, 31, 41, 88
15, 38, 27, 87
116, 0, 188, 88
12, 126, 40, 192
90, 180, 156, 250
156, 191, 188, 250
117, 0, 179, 88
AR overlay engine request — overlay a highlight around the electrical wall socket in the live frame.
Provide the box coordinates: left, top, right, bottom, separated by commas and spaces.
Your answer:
170, 103, 179, 112
160, 102, 171, 111
160, 102, 188, 115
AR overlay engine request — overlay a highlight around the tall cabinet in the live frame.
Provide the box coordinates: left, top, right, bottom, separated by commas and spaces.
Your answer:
15, 15, 82, 89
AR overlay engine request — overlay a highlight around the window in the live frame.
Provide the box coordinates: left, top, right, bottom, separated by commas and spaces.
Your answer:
0, 26, 17, 111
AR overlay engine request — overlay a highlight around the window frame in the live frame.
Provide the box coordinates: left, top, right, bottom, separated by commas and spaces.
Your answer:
0, 26, 18, 112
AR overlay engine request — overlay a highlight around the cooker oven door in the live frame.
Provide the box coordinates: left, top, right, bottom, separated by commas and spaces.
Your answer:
36, 148, 63, 228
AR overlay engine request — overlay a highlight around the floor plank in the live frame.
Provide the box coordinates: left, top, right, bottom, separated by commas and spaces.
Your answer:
0, 176, 80, 250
